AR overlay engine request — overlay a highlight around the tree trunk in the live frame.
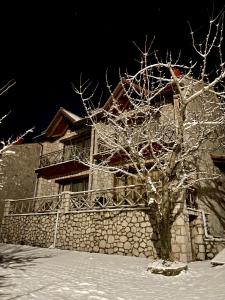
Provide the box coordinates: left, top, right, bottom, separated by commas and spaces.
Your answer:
158, 217, 172, 260
158, 179, 173, 261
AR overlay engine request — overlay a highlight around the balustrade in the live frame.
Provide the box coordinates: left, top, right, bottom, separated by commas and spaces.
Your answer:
39, 145, 90, 168
7, 195, 61, 215
5, 184, 148, 215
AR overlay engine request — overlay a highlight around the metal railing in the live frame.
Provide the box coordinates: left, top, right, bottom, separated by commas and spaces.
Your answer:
39, 145, 90, 168
4, 185, 149, 215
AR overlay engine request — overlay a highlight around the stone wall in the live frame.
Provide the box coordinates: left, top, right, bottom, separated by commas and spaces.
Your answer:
91, 170, 114, 190
197, 154, 225, 238
205, 239, 225, 260
42, 140, 63, 155
36, 177, 59, 197
0, 210, 161, 259
1, 208, 224, 261
56, 211, 160, 258
188, 212, 225, 260
0, 143, 41, 224
35, 132, 66, 197
0, 144, 41, 200
0, 214, 56, 247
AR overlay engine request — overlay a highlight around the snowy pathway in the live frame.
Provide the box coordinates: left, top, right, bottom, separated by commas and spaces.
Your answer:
0, 243, 224, 299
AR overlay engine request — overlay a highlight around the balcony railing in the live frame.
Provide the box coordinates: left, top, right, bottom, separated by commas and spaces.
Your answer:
68, 184, 147, 211
39, 145, 90, 168
4, 185, 149, 215
6, 195, 62, 215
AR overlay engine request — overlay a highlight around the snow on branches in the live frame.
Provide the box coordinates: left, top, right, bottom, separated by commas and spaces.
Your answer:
74, 12, 225, 260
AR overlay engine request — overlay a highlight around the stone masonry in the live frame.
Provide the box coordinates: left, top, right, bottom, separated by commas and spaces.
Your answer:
0, 144, 41, 225
1, 208, 225, 262
0, 210, 159, 258
1, 207, 219, 262
205, 239, 225, 259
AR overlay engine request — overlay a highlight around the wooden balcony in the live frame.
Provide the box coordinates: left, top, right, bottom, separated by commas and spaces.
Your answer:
36, 146, 90, 178
93, 142, 162, 165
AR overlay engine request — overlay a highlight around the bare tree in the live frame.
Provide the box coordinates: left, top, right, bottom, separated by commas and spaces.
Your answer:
74, 12, 225, 260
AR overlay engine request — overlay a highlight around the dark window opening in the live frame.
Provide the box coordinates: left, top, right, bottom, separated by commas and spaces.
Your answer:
71, 178, 89, 192
186, 189, 198, 209
213, 161, 225, 173
60, 177, 89, 193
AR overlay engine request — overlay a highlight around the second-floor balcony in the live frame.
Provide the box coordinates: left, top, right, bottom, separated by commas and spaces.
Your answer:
36, 145, 90, 178
94, 142, 164, 165
40, 145, 90, 168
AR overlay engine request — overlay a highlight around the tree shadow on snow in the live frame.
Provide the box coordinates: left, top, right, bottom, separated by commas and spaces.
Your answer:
0, 243, 57, 298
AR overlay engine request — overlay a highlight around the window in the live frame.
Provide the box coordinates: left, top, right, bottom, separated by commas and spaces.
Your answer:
213, 161, 225, 173
71, 178, 88, 192
115, 174, 144, 187
63, 177, 89, 210
59, 177, 89, 193
186, 189, 198, 209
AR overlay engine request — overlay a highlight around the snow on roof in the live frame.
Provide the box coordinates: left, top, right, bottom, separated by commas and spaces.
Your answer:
33, 107, 82, 141
61, 108, 81, 122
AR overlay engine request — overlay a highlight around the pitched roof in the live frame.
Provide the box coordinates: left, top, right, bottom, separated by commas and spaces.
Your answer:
34, 107, 82, 141
102, 80, 127, 111
101, 78, 175, 113
61, 108, 81, 123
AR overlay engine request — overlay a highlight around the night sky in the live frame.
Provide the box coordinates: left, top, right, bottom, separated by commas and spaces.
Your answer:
0, 1, 224, 142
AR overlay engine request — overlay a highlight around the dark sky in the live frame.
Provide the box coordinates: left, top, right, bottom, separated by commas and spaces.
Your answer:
0, 1, 224, 142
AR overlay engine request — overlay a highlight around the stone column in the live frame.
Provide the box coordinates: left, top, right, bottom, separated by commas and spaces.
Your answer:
171, 214, 192, 262
3, 200, 11, 216
60, 192, 70, 213
170, 202, 192, 262
192, 214, 205, 260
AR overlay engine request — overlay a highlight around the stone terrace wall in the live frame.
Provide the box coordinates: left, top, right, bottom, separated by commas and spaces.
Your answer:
189, 212, 225, 260
2, 209, 223, 261
0, 210, 160, 258
205, 239, 225, 260
0, 214, 56, 247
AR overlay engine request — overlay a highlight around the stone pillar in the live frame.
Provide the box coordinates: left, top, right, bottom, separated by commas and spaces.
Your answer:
3, 200, 11, 216
60, 192, 70, 213
170, 202, 192, 262
171, 213, 192, 262
191, 214, 205, 260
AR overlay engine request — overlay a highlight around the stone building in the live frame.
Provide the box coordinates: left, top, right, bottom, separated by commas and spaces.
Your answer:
0, 143, 41, 224
0, 79, 225, 262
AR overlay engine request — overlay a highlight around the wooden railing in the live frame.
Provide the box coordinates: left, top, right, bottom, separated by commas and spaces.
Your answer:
6, 195, 62, 215
4, 185, 149, 215
68, 184, 147, 211
39, 145, 90, 168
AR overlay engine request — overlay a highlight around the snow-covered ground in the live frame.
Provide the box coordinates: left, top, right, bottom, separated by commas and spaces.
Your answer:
0, 243, 224, 300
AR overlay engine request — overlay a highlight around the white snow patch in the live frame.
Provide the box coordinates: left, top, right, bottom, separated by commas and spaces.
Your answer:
78, 282, 95, 286
0, 244, 225, 300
